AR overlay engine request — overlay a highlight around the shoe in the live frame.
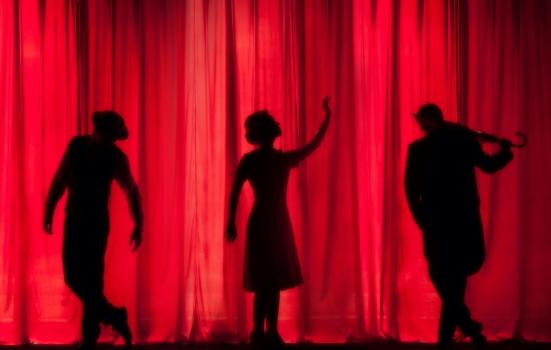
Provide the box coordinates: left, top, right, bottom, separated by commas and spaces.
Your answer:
461, 320, 483, 336
265, 331, 285, 348
471, 320, 483, 334
471, 332, 487, 350
437, 329, 455, 350
78, 341, 96, 350
112, 307, 132, 348
250, 329, 265, 346
436, 338, 454, 350
462, 320, 486, 350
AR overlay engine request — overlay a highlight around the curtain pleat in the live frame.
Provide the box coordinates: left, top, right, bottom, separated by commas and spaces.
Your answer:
1, 0, 550, 344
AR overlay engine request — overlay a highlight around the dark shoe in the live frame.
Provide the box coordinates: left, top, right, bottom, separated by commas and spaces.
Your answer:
78, 341, 96, 350
437, 328, 456, 350
437, 321, 456, 350
460, 319, 483, 337
250, 329, 265, 346
461, 320, 486, 350
470, 320, 483, 334
471, 332, 487, 350
437, 338, 454, 350
112, 307, 132, 348
265, 331, 285, 348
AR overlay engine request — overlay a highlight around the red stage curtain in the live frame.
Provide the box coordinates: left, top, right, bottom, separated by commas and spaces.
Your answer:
1, 0, 551, 344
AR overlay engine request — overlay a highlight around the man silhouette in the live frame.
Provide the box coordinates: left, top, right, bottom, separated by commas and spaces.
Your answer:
404, 104, 514, 349
43, 111, 143, 350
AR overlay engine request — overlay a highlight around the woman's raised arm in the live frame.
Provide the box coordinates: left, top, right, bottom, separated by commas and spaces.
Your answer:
286, 96, 332, 164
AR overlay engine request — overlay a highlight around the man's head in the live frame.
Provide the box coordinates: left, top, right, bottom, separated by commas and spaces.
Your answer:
412, 103, 444, 133
92, 110, 128, 142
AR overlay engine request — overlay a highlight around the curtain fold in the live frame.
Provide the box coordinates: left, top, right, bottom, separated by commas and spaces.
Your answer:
1, 0, 550, 344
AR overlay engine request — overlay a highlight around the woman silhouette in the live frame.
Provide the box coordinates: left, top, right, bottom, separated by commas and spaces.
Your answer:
225, 97, 332, 346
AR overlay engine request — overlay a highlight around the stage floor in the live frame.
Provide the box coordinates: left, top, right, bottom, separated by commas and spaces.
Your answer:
2, 343, 551, 350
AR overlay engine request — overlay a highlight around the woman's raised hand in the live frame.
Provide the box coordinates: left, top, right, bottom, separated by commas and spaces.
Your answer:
322, 96, 332, 114
225, 222, 237, 243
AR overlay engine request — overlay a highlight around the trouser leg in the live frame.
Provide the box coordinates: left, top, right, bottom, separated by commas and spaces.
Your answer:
70, 271, 129, 344
81, 302, 101, 346
430, 269, 464, 345
451, 276, 476, 335
64, 254, 116, 342
431, 269, 481, 344
63, 221, 129, 346
437, 298, 455, 346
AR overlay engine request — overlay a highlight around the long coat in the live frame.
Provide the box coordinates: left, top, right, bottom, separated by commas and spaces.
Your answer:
404, 123, 513, 275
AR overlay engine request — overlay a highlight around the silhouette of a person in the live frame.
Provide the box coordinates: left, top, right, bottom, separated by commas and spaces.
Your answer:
43, 111, 143, 350
225, 97, 332, 346
405, 104, 514, 349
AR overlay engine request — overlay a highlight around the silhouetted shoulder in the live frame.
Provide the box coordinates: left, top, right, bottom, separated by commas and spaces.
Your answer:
444, 123, 482, 158
110, 144, 132, 178
111, 143, 127, 159
441, 123, 477, 142
241, 150, 257, 165
408, 137, 429, 153
68, 135, 89, 148
70, 135, 89, 143
243, 150, 258, 159
282, 149, 303, 168
242, 149, 273, 163
233, 151, 255, 180
63, 135, 90, 157
409, 138, 426, 148
447, 122, 471, 135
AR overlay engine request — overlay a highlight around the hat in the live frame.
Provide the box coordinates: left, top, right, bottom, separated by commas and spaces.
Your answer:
92, 110, 128, 140
411, 103, 444, 121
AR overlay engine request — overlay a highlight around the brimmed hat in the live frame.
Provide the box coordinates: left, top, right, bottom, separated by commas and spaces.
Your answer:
92, 110, 128, 140
411, 103, 444, 121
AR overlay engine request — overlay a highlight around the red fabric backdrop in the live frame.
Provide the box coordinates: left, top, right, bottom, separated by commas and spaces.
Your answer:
1, 0, 551, 344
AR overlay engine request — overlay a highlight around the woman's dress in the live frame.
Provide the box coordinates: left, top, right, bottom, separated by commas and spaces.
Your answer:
240, 148, 303, 292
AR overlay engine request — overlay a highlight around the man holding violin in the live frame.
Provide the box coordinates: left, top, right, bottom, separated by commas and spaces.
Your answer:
405, 103, 515, 349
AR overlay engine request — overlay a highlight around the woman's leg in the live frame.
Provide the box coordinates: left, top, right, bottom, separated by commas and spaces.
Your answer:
250, 292, 267, 344
253, 292, 267, 333
264, 290, 284, 346
265, 290, 280, 334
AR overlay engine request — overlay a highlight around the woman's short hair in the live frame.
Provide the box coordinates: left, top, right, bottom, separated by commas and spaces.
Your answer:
245, 110, 281, 145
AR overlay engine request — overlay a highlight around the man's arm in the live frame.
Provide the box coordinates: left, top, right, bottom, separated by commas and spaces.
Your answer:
474, 139, 514, 174
115, 153, 144, 252
404, 144, 427, 230
44, 142, 71, 233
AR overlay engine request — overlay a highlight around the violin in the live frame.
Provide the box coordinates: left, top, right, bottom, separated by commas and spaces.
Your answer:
474, 130, 527, 148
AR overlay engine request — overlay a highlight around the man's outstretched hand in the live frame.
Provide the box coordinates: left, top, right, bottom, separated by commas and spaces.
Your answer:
130, 226, 143, 252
